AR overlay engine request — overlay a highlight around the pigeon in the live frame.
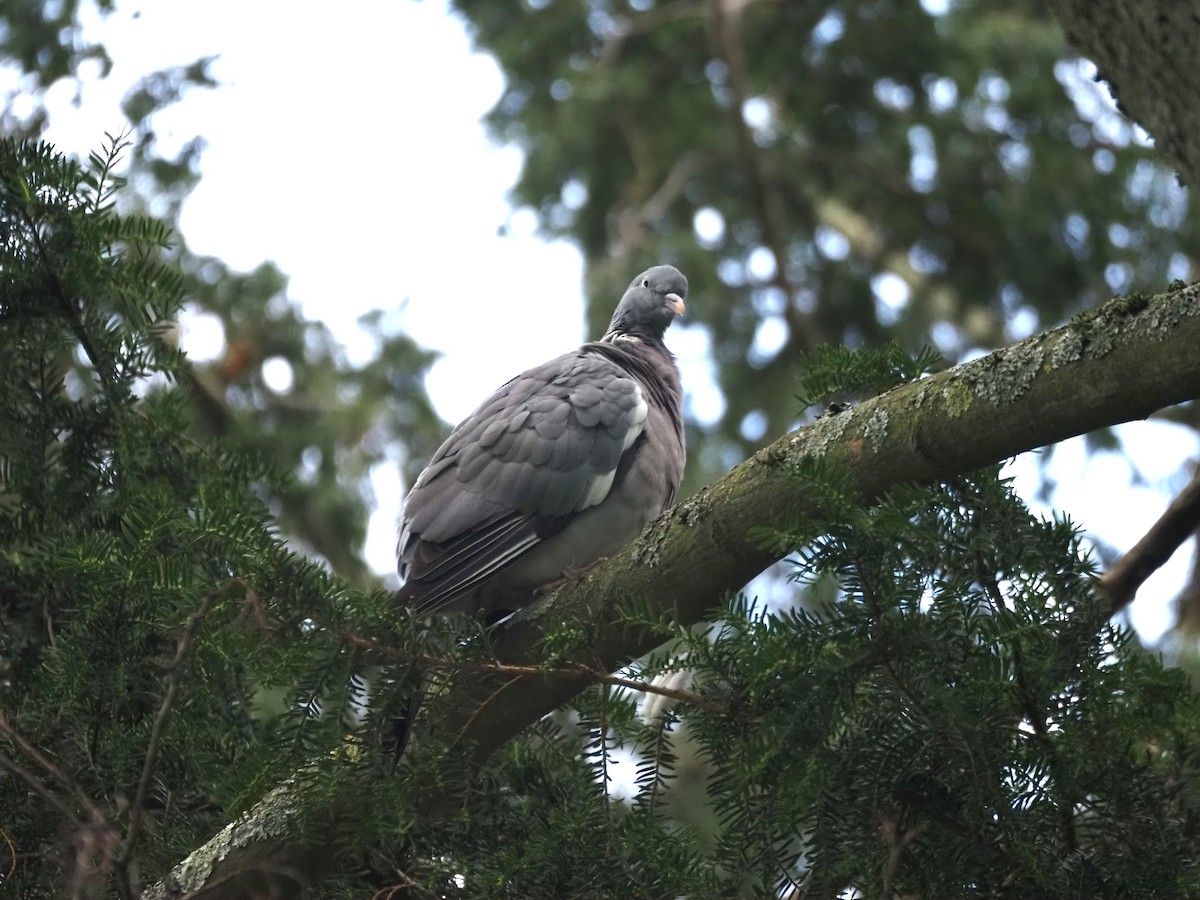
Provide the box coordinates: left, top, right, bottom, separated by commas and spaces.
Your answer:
396, 264, 688, 617
390, 265, 687, 752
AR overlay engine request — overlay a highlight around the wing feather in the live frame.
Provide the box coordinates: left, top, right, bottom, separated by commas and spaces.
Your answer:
397, 348, 650, 611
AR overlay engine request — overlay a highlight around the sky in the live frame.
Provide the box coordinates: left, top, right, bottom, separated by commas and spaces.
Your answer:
7, 0, 1198, 644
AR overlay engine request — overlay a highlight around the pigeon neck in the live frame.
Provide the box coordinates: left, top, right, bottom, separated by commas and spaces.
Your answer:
600, 328, 666, 347
601, 331, 640, 346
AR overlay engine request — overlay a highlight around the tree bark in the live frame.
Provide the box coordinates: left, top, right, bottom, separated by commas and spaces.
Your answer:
146, 283, 1200, 898
1048, 0, 1200, 189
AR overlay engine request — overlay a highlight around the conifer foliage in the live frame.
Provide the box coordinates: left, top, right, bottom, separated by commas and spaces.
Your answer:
0, 137, 390, 896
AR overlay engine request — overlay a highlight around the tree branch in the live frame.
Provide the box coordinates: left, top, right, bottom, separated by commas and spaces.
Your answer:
439, 285, 1200, 767
879, 818, 924, 900
0, 712, 111, 836
707, 0, 819, 349
149, 283, 1200, 898
1095, 463, 1200, 614
0, 712, 119, 893
116, 586, 222, 897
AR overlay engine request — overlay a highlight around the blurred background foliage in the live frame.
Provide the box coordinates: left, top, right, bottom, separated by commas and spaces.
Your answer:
2, 1, 1196, 602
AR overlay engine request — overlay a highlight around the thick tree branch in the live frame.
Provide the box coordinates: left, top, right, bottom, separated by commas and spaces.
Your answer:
879, 819, 924, 900
149, 283, 1200, 898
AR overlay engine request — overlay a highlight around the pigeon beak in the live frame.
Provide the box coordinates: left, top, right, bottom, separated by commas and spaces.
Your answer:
666, 292, 686, 317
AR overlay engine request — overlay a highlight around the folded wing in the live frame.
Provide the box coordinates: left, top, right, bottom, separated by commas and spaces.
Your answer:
397, 349, 650, 614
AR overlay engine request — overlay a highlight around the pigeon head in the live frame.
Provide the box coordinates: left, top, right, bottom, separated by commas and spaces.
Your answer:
604, 265, 687, 342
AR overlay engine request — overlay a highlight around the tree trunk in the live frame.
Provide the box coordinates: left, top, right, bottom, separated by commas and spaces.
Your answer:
1048, 0, 1200, 189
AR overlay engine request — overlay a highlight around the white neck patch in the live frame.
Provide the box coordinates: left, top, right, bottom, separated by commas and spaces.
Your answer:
602, 332, 643, 345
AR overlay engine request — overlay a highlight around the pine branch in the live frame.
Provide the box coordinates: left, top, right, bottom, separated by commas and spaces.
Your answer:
148, 283, 1200, 898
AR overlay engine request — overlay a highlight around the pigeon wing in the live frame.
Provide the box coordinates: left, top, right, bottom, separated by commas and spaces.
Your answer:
397, 349, 649, 613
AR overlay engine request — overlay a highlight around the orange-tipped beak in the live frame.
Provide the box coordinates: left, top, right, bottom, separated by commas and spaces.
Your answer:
666, 292, 686, 316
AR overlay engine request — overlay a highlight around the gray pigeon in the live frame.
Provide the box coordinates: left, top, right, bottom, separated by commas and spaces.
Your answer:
395, 265, 687, 619
388, 266, 686, 756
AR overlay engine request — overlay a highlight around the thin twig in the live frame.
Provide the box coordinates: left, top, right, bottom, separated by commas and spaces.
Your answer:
370, 866, 430, 900
1096, 462, 1200, 613
20, 206, 114, 391
598, 670, 729, 716
597, 1, 705, 68
117, 587, 222, 878
977, 556, 1080, 855
0, 712, 110, 829
0, 749, 86, 831
0, 825, 14, 884
609, 152, 712, 259
598, 684, 613, 834
339, 630, 734, 717
455, 670, 537, 744
0, 733, 119, 896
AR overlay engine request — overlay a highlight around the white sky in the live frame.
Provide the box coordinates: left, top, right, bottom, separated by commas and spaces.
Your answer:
8, 0, 1197, 643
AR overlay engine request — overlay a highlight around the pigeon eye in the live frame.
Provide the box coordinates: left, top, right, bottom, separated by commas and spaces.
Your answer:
642, 279, 650, 287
